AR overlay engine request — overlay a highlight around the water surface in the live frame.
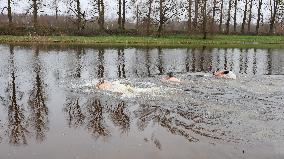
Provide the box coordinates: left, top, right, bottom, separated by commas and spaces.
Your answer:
0, 44, 283, 159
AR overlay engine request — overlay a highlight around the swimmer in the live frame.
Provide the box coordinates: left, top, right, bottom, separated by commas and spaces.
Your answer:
213, 70, 236, 79
96, 79, 134, 93
96, 79, 112, 90
163, 72, 181, 82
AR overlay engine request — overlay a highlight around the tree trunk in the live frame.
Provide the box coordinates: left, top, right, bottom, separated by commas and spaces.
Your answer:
233, 0, 238, 32
193, 0, 199, 31
118, 0, 122, 30
157, 0, 165, 36
32, 0, 38, 29
187, 0, 192, 34
55, 5, 58, 20
202, 0, 207, 39
269, 0, 278, 34
101, 0, 105, 27
225, 0, 232, 34
211, 0, 217, 34
97, 0, 101, 26
7, 0, 12, 27
241, 0, 248, 34
122, 0, 126, 30
256, 0, 262, 34
76, 0, 82, 30
98, 0, 105, 30
219, 0, 224, 33
247, 0, 253, 33
146, 0, 153, 35
53, 0, 59, 20
136, 5, 139, 30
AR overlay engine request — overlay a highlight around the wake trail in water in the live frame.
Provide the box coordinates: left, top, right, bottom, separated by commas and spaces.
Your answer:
66, 78, 182, 99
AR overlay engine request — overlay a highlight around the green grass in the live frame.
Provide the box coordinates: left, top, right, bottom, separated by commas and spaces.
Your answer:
1, 35, 284, 48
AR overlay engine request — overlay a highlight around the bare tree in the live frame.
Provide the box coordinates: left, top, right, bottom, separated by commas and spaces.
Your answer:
135, 3, 140, 30
93, 0, 105, 30
202, 0, 207, 39
211, 0, 217, 34
130, 0, 142, 31
23, 0, 45, 31
0, 0, 13, 27
156, 0, 178, 36
193, 0, 199, 31
32, 0, 39, 29
233, 0, 238, 32
187, 0, 193, 34
7, 0, 13, 27
131, 0, 154, 34
51, 0, 60, 19
247, 0, 253, 33
118, 0, 122, 30
146, 0, 154, 34
75, 0, 84, 30
225, 0, 233, 34
269, 0, 282, 34
219, 0, 224, 33
241, 0, 249, 34
157, 0, 165, 35
256, 0, 263, 34
122, 0, 126, 30
117, 0, 126, 31
67, 0, 86, 31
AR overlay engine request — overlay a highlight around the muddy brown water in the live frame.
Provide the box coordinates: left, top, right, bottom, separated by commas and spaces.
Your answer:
0, 44, 283, 159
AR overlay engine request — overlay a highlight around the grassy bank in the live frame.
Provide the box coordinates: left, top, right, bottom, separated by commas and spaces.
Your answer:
1, 35, 284, 48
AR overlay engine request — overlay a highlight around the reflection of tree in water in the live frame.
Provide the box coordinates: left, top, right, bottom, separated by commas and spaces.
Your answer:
63, 96, 85, 128
110, 101, 130, 134
74, 47, 84, 78
267, 49, 272, 75
97, 48, 105, 78
27, 47, 49, 142
157, 47, 164, 75
117, 48, 126, 78
134, 104, 226, 143
6, 45, 28, 145
63, 95, 131, 137
85, 99, 109, 139
223, 48, 228, 70
185, 48, 191, 72
143, 48, 151, 77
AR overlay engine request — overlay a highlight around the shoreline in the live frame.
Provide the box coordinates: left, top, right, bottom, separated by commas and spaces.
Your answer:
1, 35, 284, 48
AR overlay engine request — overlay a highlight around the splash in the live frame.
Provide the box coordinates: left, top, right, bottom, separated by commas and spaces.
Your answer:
68, 79, 181, 99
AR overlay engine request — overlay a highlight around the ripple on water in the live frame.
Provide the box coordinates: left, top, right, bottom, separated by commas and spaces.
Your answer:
62, 74, 284, 144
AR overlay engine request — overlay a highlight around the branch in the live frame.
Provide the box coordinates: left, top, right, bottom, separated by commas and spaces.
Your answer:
25, 5, 33, 15
68, 6, 77, 15
1, 7, 8, 15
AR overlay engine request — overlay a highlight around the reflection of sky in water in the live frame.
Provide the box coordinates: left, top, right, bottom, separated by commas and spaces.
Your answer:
0, 44, 283, 159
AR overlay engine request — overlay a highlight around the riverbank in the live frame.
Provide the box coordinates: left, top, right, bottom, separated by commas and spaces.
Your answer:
1, 35, 284, 48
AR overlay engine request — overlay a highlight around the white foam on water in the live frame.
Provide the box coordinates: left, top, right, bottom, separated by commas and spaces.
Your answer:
224, 71, 237, 79
67, 79, 181, 99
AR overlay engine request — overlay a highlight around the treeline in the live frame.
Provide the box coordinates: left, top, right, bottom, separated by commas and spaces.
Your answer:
1, 0, 284, 37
